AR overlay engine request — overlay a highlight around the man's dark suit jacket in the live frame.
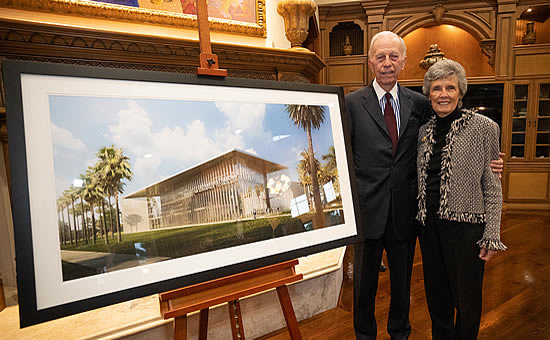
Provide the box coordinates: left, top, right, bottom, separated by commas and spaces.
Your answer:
346, 83, 429, 241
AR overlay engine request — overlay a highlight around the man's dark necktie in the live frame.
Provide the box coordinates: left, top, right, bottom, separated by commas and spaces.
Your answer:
384, 92, 398, 156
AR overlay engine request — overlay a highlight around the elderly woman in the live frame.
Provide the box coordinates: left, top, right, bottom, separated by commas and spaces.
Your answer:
416, 59, 507, 340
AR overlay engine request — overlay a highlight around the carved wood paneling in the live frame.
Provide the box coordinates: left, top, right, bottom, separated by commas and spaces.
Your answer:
514, 50, 550, 77
0, 20, 325, 81
508, 171, 549, 200
326, 56, 367, 86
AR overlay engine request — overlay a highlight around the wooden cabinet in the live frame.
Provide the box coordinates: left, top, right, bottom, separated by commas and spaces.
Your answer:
509, 80, 550, 160
510, 82, 529, 159
505, 79, 550, 211
536, 82, 550, 159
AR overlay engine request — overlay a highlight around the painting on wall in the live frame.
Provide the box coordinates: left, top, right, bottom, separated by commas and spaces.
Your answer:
0, 0, 266, 37
3, 60, 361, 327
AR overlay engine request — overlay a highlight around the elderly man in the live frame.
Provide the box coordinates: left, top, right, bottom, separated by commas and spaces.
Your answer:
346, 31, 502, 339
346, 31, 427, 340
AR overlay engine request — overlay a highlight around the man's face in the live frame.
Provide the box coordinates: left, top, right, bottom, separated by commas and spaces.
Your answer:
368, 37, 407, 91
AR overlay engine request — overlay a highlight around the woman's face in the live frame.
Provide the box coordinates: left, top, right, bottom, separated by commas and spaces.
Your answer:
429, 75, 461, 117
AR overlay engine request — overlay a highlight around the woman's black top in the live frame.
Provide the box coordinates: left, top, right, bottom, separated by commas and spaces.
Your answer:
426, 107, 462, 211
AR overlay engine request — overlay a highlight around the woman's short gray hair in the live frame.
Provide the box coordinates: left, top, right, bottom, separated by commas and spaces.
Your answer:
422, 59, 468, 98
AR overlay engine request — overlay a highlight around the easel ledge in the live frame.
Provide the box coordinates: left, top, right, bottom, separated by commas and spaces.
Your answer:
159, 259, 303, 339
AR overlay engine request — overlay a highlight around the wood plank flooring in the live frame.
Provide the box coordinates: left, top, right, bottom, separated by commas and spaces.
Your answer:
259, 212, 550, 340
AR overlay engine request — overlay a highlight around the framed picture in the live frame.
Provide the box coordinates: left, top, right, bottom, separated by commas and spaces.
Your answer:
3, 60, 361, 327
0, 0, 266, 37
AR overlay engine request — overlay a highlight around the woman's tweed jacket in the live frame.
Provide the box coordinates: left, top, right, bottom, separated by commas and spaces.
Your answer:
416, 108, 507, 251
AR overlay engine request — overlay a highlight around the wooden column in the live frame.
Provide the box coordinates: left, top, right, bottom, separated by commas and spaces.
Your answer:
317, 7, 329, 85
495, 0, 518, 78
362, 1, 389, 84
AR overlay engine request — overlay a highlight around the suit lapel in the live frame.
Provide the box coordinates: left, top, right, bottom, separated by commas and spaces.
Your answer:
361, 84, 390, 139
398, 85, 412, 137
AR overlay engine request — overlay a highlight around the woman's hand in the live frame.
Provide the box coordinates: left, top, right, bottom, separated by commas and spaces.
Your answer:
479, 248, 496, 262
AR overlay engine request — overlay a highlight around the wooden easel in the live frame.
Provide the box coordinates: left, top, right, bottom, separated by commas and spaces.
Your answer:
195, 0, 227, 77
159, 259, 303, 340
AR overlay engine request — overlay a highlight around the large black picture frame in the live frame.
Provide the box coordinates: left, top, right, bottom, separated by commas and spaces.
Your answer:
3, 60, 362, 327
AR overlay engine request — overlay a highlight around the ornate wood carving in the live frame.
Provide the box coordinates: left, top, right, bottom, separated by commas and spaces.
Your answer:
0, 20, 324, 80
432, 4, 446, 24
277, 0, 317, 50
419, 43, 446, 69
480, 39, 496, 66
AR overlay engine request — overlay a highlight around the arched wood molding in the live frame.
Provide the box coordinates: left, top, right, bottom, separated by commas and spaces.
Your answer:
325, 20, 368, 37
386, 9, 496, 67
324, 19, 368, 57
390, 11, 494, 41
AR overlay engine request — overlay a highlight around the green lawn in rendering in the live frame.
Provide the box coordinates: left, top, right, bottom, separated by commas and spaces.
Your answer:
60, 214, 302, 259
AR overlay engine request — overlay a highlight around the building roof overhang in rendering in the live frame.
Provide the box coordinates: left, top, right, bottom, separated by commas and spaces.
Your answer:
124, 148, 287, 199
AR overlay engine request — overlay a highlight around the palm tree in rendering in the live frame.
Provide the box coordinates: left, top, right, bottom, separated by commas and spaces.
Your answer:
76, 174, 89, 244
321, 145, 340, 194
297, 149, 320, 209
62, 191, 74, 245
96, 145, 133, 243
57, 197, 67, 245
63, 187, 79, 246
99, 195, 110, 244
286, 104, 326, 227
82, 167, 104, 245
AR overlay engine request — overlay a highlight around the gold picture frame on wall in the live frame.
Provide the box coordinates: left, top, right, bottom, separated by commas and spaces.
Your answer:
0, 0, 266, 37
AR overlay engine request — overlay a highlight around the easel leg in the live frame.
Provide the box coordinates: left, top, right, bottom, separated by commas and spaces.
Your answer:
276, 285, 302, 340
173, 315, 187, 340
199, 308, 209, 340
228, 299, 245, 339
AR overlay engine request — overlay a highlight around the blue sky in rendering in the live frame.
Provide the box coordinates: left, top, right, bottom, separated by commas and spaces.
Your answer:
49, 96, 336, 198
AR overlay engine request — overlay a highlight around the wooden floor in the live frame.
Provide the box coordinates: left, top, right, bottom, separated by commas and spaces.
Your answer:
259, 212, 550, 340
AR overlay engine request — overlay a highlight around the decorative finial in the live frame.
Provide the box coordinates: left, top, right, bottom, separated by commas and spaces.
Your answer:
419, 44, 446, 69
343, 36, 353, 55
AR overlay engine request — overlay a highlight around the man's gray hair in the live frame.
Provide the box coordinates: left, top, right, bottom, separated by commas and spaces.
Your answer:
422, 59, 468, 98
368, 31, 407, 58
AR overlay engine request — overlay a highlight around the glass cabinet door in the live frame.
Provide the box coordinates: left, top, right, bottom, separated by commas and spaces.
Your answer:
511, 84, 528, 159
536, 82, 550, 159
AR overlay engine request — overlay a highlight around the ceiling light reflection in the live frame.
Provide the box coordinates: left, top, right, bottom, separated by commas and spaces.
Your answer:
73, 179, 84, 187
273, 134, 291, 142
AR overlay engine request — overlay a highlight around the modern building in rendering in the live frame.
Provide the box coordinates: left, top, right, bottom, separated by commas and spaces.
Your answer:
121, 149, 290, 232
